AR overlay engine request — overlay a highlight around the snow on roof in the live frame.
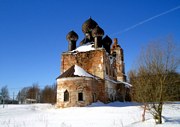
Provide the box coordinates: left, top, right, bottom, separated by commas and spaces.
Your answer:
72, 43, 95, 52
105, 74, 132, 88
105, 74, 119, 84
119, 80, 132, 88
74, 65, 94, 78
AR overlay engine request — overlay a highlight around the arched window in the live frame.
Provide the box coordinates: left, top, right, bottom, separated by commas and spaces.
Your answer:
78, 92, 83, 101
64, 90, 69, 102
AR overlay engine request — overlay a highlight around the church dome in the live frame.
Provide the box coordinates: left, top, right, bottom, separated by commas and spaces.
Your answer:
102, 35, 112, 45
82, 17, 98, 33
66, 30, 79, 41
92, 25, 104, 37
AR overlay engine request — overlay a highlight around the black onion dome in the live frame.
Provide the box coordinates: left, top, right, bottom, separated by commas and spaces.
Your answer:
66, 30, 79, 41
102, 35, 112, 45
92, 25, 104, 37
82, 18, 98, 33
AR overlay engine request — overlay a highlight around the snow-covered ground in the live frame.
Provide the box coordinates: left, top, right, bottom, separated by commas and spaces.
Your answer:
0, 102, 179, 127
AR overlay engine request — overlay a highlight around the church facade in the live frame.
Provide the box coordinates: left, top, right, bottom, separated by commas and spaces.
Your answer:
56, 18, 131, 108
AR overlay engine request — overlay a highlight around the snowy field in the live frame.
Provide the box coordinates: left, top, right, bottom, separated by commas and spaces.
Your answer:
0, 102, 179, 127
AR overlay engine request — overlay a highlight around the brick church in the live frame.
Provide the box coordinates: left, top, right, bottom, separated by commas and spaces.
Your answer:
56, 18, 131, 108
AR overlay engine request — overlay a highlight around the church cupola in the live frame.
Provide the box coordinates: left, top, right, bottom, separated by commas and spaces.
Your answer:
66, 30, 79, 51
82, 17, 98, 43
82, 17, 98, 34
102, 35, 112, 54
92, 25, 104, 48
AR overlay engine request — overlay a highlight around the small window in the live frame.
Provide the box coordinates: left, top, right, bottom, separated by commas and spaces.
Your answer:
93, 93, 96, 102
64, 90, 69, 102
106, 66, 108, 75
78, 92, 83, 101
112, 52, 116, 57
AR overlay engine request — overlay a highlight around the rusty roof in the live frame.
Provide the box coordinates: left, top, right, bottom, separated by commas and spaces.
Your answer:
56, 65, 79, 79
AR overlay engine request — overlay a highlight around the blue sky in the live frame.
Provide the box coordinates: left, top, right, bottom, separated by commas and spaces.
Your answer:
0, 0, 180, 97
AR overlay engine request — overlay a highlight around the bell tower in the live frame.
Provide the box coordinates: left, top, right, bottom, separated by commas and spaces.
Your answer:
111, 38, 126, 82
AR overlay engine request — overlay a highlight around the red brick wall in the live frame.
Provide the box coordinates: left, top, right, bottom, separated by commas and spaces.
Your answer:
61, 49, 106, 79
56, 77, 107, 108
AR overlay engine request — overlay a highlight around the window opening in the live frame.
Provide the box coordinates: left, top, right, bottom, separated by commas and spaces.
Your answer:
64, 90, 69, 102
78, 92, 83, 101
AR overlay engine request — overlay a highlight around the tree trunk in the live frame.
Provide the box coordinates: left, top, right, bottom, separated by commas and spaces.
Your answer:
142, 104, 147, 122
158, 110, 162, 124
156, 102, 163, 124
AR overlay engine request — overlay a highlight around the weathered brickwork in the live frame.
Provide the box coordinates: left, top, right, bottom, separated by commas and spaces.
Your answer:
56, 77, 107, 108
56, 18, 128, 108
111, 39, 126, 82
61, 49, 106, 79
56, 48, 126, 108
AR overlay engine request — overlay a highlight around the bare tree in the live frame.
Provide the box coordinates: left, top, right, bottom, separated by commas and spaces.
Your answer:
0, 85, 9, 107
41, 83, 56, 104
129, 36, 180, 124
16, 87, 30, 104
27, 83, 40, 102
1, 85, 9, 100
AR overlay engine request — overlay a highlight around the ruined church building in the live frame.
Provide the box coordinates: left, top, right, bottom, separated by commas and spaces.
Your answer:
56, 18, 131, 108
